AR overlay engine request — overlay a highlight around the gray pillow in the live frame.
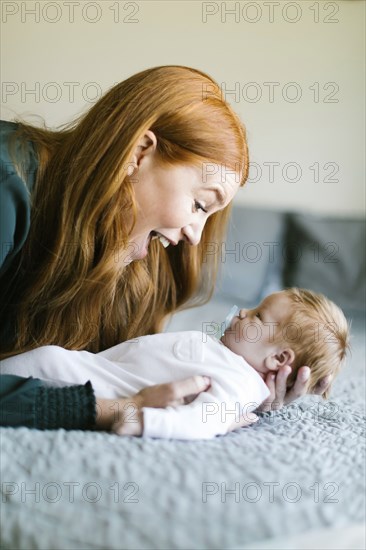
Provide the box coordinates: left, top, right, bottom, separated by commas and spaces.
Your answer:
284, 213, 366, 312
216, 205, 286, 307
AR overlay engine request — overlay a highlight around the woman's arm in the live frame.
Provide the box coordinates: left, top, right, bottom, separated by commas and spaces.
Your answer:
0, 374, 211, 431
0, 374, 96, 429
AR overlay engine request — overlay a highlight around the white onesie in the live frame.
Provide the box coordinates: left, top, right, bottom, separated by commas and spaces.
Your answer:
0, 331, 270, 440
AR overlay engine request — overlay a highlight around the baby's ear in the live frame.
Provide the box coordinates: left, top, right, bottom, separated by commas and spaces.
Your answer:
278, 348, 295, 367
264, 348, 295, 370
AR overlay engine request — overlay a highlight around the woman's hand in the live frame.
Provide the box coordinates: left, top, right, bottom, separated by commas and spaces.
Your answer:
256, 366, 332, 413
95, 375, 211, 435
112, 377, 259, 436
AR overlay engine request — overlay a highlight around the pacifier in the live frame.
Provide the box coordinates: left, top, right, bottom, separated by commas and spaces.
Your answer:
221, 305, 240, 336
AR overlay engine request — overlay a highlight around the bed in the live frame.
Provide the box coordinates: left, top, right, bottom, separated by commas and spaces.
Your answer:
1, 206, 365, 549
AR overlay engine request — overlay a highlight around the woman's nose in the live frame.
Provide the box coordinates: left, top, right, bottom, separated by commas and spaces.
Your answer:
182, 221, 205, 246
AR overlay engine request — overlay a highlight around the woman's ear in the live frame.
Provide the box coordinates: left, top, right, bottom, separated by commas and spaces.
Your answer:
127, 131, 158, 176
135, 131, 157, 164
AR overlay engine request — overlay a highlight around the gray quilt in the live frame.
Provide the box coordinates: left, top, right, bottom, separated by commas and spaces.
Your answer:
1, 310, 365, 550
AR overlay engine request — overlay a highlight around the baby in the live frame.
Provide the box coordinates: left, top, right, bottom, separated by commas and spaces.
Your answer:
0, 288, 349, 440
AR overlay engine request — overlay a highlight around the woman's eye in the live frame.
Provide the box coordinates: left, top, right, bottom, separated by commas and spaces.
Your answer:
194, 200, 208, 213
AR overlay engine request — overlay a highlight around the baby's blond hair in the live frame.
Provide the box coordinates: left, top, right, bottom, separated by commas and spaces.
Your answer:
280, 288, 350, 399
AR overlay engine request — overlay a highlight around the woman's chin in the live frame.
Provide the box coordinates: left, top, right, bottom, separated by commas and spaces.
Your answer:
135, 248, 148, 260
127, 233, 152, 261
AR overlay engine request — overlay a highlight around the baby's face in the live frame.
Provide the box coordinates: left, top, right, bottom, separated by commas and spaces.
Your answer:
221, 292, 293, 378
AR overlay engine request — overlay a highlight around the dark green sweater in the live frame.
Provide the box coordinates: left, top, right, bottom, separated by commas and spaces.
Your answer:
0, 120, 37, 344
0, 120, 97, 430
0, 120, 37, 273
0, 375, 96, 429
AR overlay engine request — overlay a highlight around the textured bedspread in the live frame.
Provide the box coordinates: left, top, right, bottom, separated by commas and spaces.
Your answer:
1, 313, 365, 550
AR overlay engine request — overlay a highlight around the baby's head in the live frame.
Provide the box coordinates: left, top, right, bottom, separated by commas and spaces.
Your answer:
221, 288, 350, 399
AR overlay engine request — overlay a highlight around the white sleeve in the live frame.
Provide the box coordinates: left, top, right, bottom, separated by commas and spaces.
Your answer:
142, 390, 256, 440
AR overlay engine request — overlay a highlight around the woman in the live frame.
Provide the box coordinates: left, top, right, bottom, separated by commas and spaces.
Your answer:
0, 65, 327, 432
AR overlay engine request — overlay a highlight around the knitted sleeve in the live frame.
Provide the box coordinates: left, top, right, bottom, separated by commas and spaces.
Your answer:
0, 375, 97, 430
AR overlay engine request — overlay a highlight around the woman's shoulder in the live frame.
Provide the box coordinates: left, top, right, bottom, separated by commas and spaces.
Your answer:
0, 120, 39, 275
0, 120, 19, 133
1, 120, 19, 165
0, 119, 38, 180
0, 120, 20, 155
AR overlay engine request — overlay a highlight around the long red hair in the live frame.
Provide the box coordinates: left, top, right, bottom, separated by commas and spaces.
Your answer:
0, 65, 249, 358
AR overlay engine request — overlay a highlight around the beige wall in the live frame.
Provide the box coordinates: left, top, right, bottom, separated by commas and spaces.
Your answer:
1, 0, 364, 216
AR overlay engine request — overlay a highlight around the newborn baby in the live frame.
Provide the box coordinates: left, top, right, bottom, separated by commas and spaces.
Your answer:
0, 288, 349, 440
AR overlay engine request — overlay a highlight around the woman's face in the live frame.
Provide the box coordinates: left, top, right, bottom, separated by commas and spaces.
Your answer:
123, 132, 241, 264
